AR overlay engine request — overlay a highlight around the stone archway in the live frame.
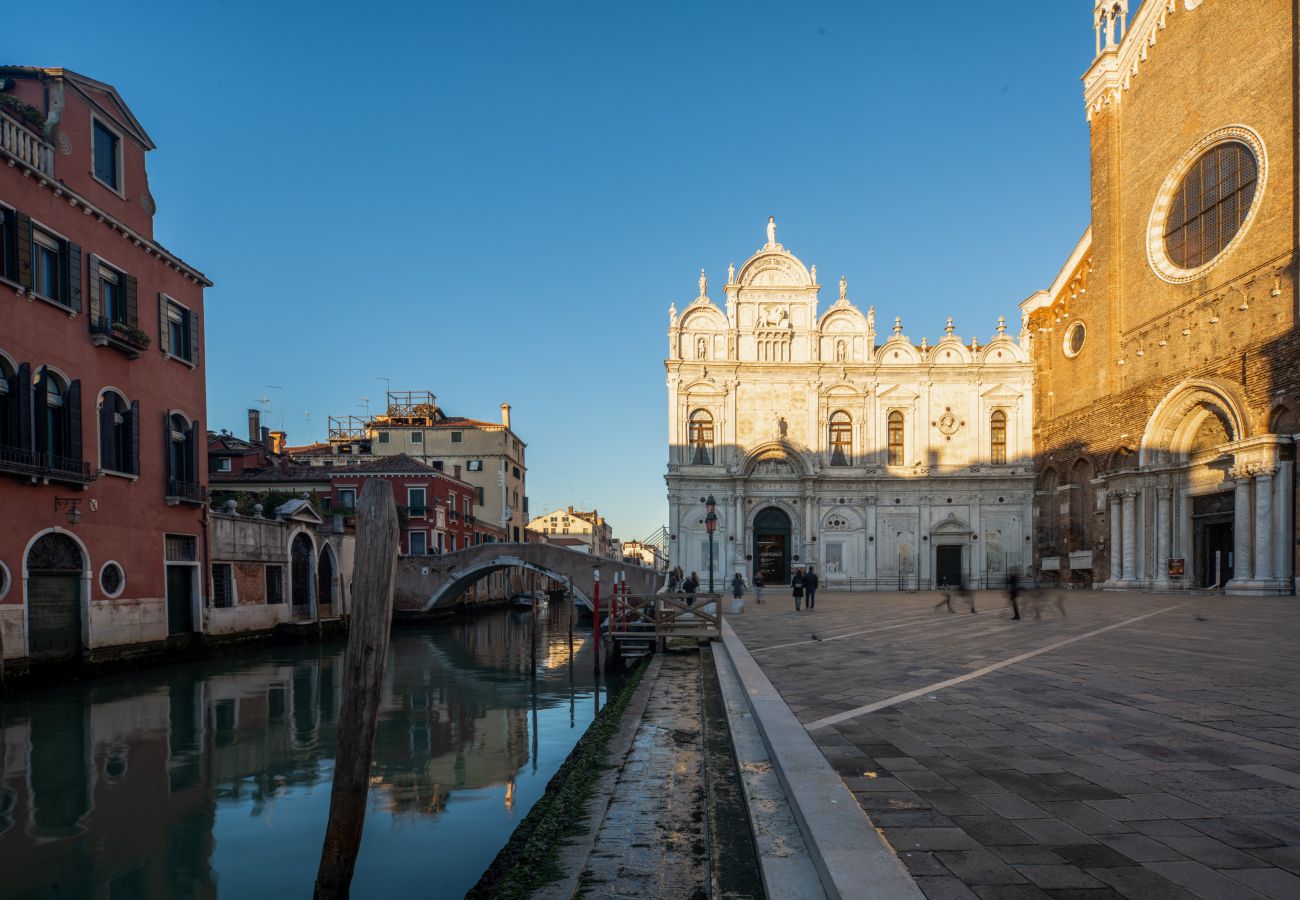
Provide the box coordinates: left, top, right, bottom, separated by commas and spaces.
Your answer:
752, 507, 792, 586
25, 531, 86, 661
317, 545, 336, 615
291, 532, 315, 619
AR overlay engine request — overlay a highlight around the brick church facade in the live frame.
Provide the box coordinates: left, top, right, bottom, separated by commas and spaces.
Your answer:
1022, 1, 1298, 593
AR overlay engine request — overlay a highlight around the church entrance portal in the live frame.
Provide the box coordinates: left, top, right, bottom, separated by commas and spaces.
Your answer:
1192, 493, 1234, 588
753, 507, 792, 586
935, 545, 963, 588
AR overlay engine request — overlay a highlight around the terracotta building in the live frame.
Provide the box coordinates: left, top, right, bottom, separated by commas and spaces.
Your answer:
1021, 1, 1297, 593
0, 67, 211, 667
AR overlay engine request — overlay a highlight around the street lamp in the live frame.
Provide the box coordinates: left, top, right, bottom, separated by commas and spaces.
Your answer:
704, 495, 718, 593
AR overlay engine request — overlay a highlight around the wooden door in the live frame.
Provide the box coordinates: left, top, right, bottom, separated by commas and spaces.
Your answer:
27, 575, 81, 661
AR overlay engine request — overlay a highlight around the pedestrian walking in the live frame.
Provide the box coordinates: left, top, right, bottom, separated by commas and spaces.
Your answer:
754, 573, 764, 604
683, 571, 699, 606
1006, 570, 1021, 620
957, 580, 977, 613
804, 567, 819, 610
791, 568, 805, 611
668, 566, 682, 593
731, 572, 745, 600
935, 587, 955, 613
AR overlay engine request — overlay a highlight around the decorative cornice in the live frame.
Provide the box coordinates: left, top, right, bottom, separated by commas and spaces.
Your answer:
1083, 0, 1207, 123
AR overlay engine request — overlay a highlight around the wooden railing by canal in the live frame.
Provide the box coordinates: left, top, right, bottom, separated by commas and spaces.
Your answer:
604, 592, 724, 641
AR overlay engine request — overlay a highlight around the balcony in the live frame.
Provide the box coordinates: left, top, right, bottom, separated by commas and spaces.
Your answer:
0, 106, 55, 177
166, 480, 206, 506
90, 317, 151, 359
0, 444, 92, 486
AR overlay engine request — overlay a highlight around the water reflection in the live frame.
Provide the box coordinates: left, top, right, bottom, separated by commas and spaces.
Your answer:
0, 605, 608, 899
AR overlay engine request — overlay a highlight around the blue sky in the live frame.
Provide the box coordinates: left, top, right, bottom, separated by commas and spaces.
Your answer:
11, 1, 1104, 540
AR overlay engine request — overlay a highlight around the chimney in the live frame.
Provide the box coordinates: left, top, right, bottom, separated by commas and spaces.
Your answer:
248, 409, 261, 444
261, 426, 271, 449
270, 431, 286, 454
500, 403, 512, 429
454, 464, 461, 479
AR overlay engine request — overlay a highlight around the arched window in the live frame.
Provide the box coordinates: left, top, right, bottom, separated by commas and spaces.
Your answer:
0, 355, 17, 454
167, 413, 199, 500
829, 411, 852, 466
35, 367, 80, 468
98, 390, 138, 475
887, 411, 904, 466
688, 410, 714, 465
990, 410, 1007, 464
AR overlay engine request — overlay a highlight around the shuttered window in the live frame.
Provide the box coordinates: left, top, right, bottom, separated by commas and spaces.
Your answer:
159, 295, 198, 365
92, 119, 121, 191
98, 390, 139, 475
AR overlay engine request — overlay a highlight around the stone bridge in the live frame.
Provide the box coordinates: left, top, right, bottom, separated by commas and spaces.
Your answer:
393, 543, 664, 613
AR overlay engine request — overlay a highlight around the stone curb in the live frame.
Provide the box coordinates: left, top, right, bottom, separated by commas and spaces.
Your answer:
534, 654, 665, 900
719, 619, 924, 900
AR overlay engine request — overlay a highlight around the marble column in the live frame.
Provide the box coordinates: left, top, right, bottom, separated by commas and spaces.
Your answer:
1121, 490, 1137, 584
1254, 467, 1275, 584
1231, 471, 1254, 584
1109, 493, 1123, 583
1154, 488, 1172, 588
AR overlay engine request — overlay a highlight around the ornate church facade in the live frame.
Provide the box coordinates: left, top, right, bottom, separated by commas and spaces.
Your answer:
665, 221, 1035, 590
1022, 0, 1298, 595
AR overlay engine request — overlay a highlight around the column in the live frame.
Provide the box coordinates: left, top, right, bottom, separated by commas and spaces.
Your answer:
1121, 490, 1137, 583
1109, 492, 1122, 583
1254, 467, 1274, 584
1231, 470, 1254, 585
1274, 461, 1294, 588
734, 492, 745, 578
1154, 487, 1172, 588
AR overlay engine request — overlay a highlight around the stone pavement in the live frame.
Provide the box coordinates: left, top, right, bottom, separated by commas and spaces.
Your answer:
578, 652, 709, 898
728, 589, 1300, 899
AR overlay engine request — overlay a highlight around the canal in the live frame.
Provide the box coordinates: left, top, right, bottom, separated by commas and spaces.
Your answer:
0, 604, 613, 899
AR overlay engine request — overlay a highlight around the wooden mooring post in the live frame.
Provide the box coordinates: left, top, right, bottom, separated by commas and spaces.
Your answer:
314, 480, 400, 899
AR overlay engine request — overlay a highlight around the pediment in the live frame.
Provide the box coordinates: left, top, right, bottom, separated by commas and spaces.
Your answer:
980, 383, 1023, 400
876, 383, 920, 401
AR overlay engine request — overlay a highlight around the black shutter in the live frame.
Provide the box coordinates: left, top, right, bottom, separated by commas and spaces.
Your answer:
124, 273, 137, 327
99, 395, 115, 471
181, 307, 193, 362
129, 400, 140, 475
1, 208, 15, 281
158, 294, 170, 355
15, 213, 32, 290
65, 242, 82, 312
86, 253, 101, 325
189, 310, 200, 365
15, 363, 31, 450
185, 419, 200, 484
67, 379, 82, 463
33, 367, 48, 453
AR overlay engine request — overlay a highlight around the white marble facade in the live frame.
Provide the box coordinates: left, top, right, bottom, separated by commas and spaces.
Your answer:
665, 221, 1035, 589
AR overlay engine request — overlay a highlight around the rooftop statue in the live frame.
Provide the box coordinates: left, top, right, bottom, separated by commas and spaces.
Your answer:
839, 276, 847, 301
699, 268, 707, 297
766, 216, 776, 247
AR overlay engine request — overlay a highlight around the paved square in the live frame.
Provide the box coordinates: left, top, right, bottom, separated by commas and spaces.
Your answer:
728, 590, 1300, 899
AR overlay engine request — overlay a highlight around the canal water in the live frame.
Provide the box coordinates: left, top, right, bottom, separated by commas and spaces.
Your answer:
0, 604, 613, 899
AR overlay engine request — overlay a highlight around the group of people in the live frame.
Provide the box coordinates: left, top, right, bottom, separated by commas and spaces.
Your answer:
723, 567, 819, 611
935, 570, 1067, 620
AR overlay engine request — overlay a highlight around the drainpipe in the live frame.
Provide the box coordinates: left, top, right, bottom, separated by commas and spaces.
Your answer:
199, 500, 211, 639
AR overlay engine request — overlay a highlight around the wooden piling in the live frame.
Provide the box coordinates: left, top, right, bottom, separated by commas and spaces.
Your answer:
313, 479, 400, 900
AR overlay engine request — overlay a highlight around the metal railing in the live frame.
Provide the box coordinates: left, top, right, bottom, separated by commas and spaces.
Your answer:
0, 108, 55, 176
0, 444, 92, 484
166, 480, 206, 504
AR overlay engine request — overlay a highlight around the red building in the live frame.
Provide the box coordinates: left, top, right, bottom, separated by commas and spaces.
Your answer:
0, 68, 210, 668
324, 455, 479, 555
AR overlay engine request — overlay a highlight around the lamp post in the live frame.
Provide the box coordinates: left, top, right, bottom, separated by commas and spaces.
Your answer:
705, 495, 718, 593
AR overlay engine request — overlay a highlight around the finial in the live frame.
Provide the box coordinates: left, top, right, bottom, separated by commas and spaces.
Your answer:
893, 316, 903, 336
920, 336, 929, 351
766, 215, 776, 247
996, 315, 1007, 335
839, 276, 847, 301
698, 268, 707, 298
728, 262, 735, 283
945, 316, 954, 336
970, 335, 980, 351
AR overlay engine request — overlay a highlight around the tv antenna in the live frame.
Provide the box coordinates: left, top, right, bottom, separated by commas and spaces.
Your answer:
265, 385, 284, 430
358, 397, 370, 418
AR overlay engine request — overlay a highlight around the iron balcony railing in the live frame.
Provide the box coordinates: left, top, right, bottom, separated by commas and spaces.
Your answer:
166, 480, 206, 504
0, 444, 92, 484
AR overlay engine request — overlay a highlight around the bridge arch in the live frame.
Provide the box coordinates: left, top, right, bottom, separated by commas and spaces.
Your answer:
423, 556, 595, 611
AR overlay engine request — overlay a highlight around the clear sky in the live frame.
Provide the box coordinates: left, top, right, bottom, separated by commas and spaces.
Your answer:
11, 0, 1108, 540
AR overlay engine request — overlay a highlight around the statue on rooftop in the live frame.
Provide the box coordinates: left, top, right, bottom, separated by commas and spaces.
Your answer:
698, 269, 707, 297
839, 276, 847, 301
766, 216, 776, 246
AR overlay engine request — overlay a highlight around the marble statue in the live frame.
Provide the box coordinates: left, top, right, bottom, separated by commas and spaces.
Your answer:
810, 264, 817, 283
867, 306, 875, 331
839, 276, 847, 301
696, 336, 707, 359
835, 340, 846, 362
766, 216, 776, 246
699, 269, 707, 297
728, 262, 735, 283
669, 303, 677, 322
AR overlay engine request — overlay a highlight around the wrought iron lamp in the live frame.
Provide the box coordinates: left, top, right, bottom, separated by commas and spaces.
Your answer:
704, 495, 717, 593
54, 497, 82, 526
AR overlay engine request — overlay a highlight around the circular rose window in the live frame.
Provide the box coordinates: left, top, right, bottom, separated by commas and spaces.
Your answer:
1147, 127, 1267, 284
100, 561, 125, 597
1063, 321, 1085, 358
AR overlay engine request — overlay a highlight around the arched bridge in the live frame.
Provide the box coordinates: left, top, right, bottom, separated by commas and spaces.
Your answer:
393, 543, 664, 613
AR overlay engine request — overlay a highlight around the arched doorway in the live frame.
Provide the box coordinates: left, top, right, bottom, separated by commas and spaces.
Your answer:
317, 547, 335, 616
291, 533, 314, 619
26, 532, 85, 661
753, 507, 792, 585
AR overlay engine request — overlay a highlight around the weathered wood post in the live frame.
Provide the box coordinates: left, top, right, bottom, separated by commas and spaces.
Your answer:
314, 479, 399, 900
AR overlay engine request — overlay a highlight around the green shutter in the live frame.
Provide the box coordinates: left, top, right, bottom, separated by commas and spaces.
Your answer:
124, 274, 137, 327
65, 242, 82, 312
129, 400, 140, 476
86, 253, 101, 324
158, 294, 171, 355
15, 212, 32, 290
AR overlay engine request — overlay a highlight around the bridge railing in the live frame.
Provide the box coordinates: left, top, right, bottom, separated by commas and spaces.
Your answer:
604, 591, 723, 641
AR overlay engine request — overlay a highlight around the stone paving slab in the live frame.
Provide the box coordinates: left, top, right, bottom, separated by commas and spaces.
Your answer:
728, 590, 1300, 900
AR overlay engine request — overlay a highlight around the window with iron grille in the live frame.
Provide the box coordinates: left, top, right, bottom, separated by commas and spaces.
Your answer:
990, 410, 1008, 465
211, 564, 233, 608
166, 534, 197, 562
887, 411, 905, 466
829, 411, 852, 466
1164, 141, 1258, 270
266, 565, 285, 604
